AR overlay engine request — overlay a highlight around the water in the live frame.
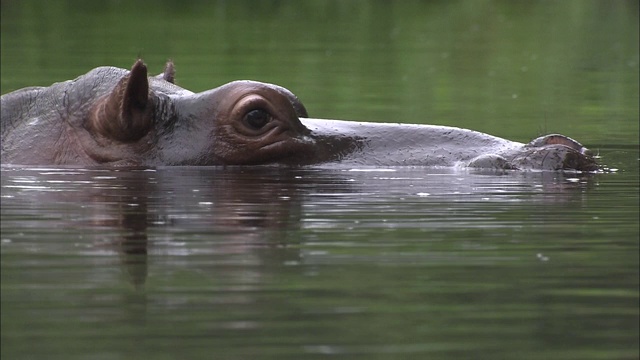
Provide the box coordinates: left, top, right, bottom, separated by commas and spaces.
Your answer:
2, 153, 638, 359
1, 0, 639, 359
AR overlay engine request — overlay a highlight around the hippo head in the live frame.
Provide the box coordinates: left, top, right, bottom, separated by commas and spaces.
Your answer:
83, 60, 316, 166
2, 59, 597, 170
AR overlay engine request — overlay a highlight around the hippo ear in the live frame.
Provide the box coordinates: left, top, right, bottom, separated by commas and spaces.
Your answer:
154, 60, 175, 84
89, 60, 154, 142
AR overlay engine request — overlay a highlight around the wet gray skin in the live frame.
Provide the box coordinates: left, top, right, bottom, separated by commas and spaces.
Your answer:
1, 60, 598, 171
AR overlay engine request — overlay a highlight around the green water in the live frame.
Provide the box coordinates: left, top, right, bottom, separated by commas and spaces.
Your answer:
1, 165, 638, 360
1, 1, 639, 359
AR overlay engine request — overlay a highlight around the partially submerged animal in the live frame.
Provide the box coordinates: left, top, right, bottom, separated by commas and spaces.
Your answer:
1, 60, 598, 171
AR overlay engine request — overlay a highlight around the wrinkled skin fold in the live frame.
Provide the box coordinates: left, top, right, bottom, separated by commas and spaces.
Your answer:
1, 60, 598, 171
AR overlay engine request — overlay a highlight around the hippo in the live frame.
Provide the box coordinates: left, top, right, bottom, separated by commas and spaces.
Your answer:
1, 60, 597, 171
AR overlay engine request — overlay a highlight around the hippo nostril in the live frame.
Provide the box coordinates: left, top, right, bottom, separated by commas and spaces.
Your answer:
528, 134, 586, 152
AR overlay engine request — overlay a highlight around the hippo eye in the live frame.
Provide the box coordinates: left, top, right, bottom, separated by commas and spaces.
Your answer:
243, 109, 271, 130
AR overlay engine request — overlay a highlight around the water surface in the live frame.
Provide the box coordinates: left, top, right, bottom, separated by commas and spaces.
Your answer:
2, 147, 638, 359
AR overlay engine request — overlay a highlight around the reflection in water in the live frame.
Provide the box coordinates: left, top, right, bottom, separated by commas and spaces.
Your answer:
1, 165, 597, 288
1, 163, 637, 359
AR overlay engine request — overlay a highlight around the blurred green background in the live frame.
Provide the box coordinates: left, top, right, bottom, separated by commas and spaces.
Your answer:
1, 0, 638, 144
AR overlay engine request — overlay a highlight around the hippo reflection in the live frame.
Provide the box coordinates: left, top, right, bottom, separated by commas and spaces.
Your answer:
0, 166, 595, 288
1, 60, 598, 171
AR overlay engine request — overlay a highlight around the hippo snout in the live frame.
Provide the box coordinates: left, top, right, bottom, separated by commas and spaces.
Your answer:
512, 134, 599, 171
511, 145, 597, 171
